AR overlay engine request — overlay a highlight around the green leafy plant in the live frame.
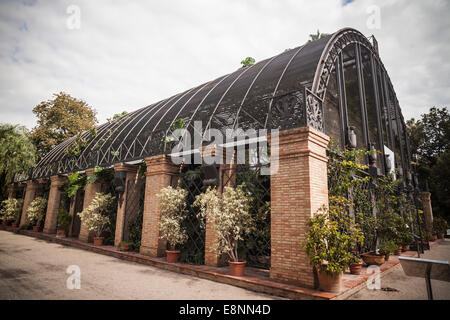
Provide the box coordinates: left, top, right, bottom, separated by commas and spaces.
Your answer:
27, 197, 47, 226
0, 198, 23, 222
57, 207, 72, 231
433, 216, 448, 235
304, 196, 364, 274
158, 186, 188, 251
77, 192, 115, 237
240, 57, 255, 67
64, 172, 86, 198
86, 166, 113, 185
194, 185, 253, 262
378, 239, 398, 255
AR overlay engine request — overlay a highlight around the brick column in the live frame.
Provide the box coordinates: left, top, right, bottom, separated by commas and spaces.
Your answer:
140, 155, 179, 257
203, 146, 235, 266
43, 175, 67, 234
269, 127, 330, 288
113, 163, 138, 247
19, 180, 39, 226
8, 183, 15, 199
78, 168, 102, 242
421, 192, 433, 234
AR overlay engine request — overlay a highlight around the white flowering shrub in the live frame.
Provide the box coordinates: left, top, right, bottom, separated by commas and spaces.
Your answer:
194, 185, 253, 262
1, 198, 23, 222
78, 192, 115, 237
27, 197, 47, 225
158, 186, 188, 250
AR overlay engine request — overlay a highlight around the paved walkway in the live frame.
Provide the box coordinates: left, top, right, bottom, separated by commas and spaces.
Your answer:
0, 230, 278, 300
348, 239, 450, 300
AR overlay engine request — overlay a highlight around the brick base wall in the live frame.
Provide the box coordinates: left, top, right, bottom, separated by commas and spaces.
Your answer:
269, 127, 329, 288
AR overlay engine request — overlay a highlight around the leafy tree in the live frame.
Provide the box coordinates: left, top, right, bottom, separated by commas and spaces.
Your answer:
308, 30, 330, 42
240, 57, 255, 67
0, 124, 37, 200
406, 107, 450, 221
31, 92, 98, 158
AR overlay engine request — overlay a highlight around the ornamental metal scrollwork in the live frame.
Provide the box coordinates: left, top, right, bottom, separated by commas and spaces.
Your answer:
305, 88, 324, 132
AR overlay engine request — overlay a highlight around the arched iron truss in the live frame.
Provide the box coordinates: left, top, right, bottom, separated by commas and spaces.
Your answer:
17, 28, 411, 182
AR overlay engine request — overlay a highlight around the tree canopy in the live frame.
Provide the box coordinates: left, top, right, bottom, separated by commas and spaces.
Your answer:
407, 106, 450, 222
0, 124, 37, 200
31, 92, 98, 158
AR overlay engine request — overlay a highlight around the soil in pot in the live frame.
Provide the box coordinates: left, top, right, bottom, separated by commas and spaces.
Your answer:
93, 237, 104, 246
349, 262, 363, 275
166, 250, 180, 263
317, 268, 342, 293
362, 253, 385, 266
229, 261, 246, 276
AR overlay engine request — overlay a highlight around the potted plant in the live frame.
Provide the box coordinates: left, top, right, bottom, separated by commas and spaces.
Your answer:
27, 197, 47, 232
56, 207, 71, 237
379, 240, 397, 261
118, 241, 132, 251
158, 186, 188, 263
433, 217, 448, 239
195, 185, 253, 276
78, 192, 114, 246
1, 198, 23, 227
349, 251, 363, 275
304, 196, 364, 292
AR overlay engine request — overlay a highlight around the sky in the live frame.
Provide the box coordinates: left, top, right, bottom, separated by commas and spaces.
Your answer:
0, 0, 449, 129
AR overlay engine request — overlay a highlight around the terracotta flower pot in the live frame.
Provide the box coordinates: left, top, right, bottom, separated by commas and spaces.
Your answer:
228, 261, 246, 276
402, 245, 410, 252
56, 229, 66, 237
394, 248, 402, 255
438, 233, 445, 239
317, 269, 342, 293
11, 222, 18, 228
349, 262, 363, 275
166, 250, 180, 263
119, 243, 129, 251
362, 253, 385, 266
93, 237, 104, 246
32, 226, 39, 232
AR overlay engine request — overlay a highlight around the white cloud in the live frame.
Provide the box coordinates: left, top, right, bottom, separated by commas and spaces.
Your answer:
0, 0, 448, 129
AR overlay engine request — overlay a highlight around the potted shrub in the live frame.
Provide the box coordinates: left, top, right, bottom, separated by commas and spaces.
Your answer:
158, 186, 188, 263
195, 185, 253, 276
433, 217, 448, 239
118, 241, 131, 251
379, 240, 397, 261
349, 251, 363, 275
78, 192, 114, 246
1, 198, 23, 227
304, 196, 364, 292
27, 197, 47, 232
56, 207, 71, 237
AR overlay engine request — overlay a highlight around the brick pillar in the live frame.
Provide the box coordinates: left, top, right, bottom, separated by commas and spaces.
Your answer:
421, 192, 433, 234
8, 184, 15, 199
43, 175, 67, 234
269, 127, 330, 288
203, 146, 235, 266
140, 155, 179, 257
78, 168, 102, 242
19, 180, 39, 226
113, 163, 138, 247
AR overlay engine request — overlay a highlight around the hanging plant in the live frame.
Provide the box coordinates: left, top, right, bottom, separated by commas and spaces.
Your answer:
64, 171, 86, 198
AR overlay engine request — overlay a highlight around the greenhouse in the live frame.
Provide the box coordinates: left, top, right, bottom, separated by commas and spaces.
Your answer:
5, 27, 433, 289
